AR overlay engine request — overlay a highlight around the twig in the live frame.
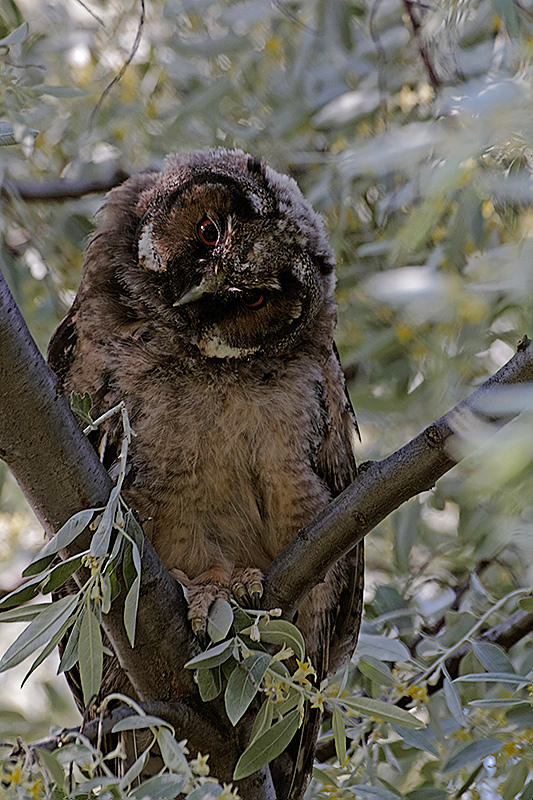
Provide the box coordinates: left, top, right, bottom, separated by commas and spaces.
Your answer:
2, 170, 129, 202
402, 0, 442, 91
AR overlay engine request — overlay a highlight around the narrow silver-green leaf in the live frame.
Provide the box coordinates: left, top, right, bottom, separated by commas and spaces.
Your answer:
254, 619, 305, 661
355, 634, 411, 663
112, 714, 170, 733
58, 621, 80, 674
332, 706, 347, 763
119, 749, 150, 791
0, 573, 45, 610
186, 785, 225, 799
79, 606, 103, 705
250, 698, 274, 744
22, 614, 74, 684
156, 727, 189, 773
197, 665, 222, 702
91, 487, 120, 557
34, 747, 66, 789
358, 655, 395, 686
41, 554, 84, 593
207, 598, 234, 643
454, 672, 528, 685
0, 594, 78, 672
347, 785, 402, 800
391, 724, 439, 757
33, 85, 90, 98
0, 603, 52, 623
225, 652, 271, 726
185, 638, 236, 669
233, 708, 300, 780
0, 22, 29, 46
343, 697, 424, 729
24, 509, 95, 576
124, 575, 140, 647
129, 773, 187, 799
443, 737, 503, 773
472, 642, 515, 675
443, 676, 466, 726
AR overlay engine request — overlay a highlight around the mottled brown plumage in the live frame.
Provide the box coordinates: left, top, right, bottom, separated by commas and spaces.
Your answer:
48, 148, 364, 798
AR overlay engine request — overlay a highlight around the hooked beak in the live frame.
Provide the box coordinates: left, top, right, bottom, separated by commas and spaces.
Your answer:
173, 273, 224, 307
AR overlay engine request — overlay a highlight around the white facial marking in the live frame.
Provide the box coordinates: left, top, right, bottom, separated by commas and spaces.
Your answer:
138, 221, 164, 272
198, 331, 258, 359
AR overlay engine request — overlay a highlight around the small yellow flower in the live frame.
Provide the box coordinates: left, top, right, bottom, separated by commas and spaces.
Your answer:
272, 647, 294, 662
407, 684, 429, 703
310, 692, 325, 712
219, 782, 242, 799
502, 742, 521, 756
190, 752, 210, 776
293, 660, 317, 686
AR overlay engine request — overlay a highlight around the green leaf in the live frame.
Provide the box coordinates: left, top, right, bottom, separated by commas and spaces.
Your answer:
454, 672, 529, 685
443, 737, 503, 773
23, 508, 95, 576
355, 634, 411, 663
391, 724, 439, 757
503, 759, 529, 800
185, 638, 236, 669
91, 486, 120, 557
79, 606, 103, 705
249, 697, 274, 744
342, 697, 424, 729
112, 714, 171, 733
0, 594, 79, 672
58, 620, 80, 674
119, 749, 150, 791
41, 554, 84, 593
233, 708, 300, 780
124, 509, 144, 551
0, 22, 29, 46
443, 675, 466, 726
207, 598, 234, 643
70, 391, 93, 425
129, 773, 187, 799
332, 706, 347, 763
358, 655, 395, 686
254, 619, 305, 661
225, 652, 271, 726
34, 747, 66, 789
518, 596, 533, 613
187, 785, 224, 799
0, 603, 53, 623
123, 539, 142, 646
156, 727, 189, 772
472, 642, 515, 675
22, 613, 74, 684
348, 786, 402, 800
0, 573, 45, 610
468, 698, 530, 709
33, 84, 90, 98
197, 665, 222, 702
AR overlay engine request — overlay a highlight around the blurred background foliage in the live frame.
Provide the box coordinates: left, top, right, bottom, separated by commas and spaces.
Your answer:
0, 0, 532, 797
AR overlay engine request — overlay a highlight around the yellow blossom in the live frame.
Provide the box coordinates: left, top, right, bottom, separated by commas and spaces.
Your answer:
219, 782, 242, 799
272, 647, 294, 661
293, 660, 317, 686
310, 692, 325, 712
190, 752, 210, 776
407, 684, 429, 703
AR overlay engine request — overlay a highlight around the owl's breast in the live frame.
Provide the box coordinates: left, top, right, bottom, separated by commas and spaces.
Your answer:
122, 361, 331, 579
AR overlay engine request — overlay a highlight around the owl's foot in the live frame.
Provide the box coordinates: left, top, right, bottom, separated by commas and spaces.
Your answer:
231, 567, 263, 609
187, 582, 231, 637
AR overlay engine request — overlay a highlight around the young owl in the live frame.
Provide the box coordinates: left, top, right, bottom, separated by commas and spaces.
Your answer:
48, 148, 364, 795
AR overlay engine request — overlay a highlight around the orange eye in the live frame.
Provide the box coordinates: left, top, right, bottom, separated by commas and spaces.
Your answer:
198, 216, 220, 246
240, 290, 265, 309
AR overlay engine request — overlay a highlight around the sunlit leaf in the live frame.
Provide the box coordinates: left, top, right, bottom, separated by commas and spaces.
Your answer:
224, 652, 271, 726
79, 606, 103, 705
233, 708, 300, 780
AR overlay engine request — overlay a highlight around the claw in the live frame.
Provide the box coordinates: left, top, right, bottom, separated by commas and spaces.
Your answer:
191, 616, 207, 637
233, 583, 247, 604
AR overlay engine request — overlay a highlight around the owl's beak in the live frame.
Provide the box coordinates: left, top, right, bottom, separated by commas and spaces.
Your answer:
173, 273, 223, 307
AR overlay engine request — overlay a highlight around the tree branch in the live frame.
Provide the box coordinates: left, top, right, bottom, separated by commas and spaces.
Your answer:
1, 170, 129, 202
263, 337, 533, 617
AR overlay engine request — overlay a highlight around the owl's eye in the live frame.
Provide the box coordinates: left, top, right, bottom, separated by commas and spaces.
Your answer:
240, 289, 265, 309
197, 216, 220, 246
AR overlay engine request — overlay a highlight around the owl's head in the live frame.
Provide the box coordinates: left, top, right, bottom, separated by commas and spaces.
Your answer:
87, 148, 337, 360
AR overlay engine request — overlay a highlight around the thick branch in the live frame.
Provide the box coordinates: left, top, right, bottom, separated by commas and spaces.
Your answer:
263, 339, 533, 617
0, 267, 195, 699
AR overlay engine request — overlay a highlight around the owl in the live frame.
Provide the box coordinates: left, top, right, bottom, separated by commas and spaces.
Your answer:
48, 148, 364, 798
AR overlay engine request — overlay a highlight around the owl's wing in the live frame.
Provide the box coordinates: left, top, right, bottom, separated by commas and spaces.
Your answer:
317, 343, 365, 676
47, 303, 79, 387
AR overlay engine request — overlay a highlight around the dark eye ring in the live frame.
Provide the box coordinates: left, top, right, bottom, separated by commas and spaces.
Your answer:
197, 216, 220, 246
240, 289, 265, 310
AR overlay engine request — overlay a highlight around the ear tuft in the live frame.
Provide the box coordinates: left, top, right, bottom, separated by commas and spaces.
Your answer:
138, 220, 164, 272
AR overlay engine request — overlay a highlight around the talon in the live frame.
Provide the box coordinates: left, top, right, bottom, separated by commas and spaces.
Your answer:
250, 580, 263, 598
233, 583, 247, 604
191, 617, 206, 637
